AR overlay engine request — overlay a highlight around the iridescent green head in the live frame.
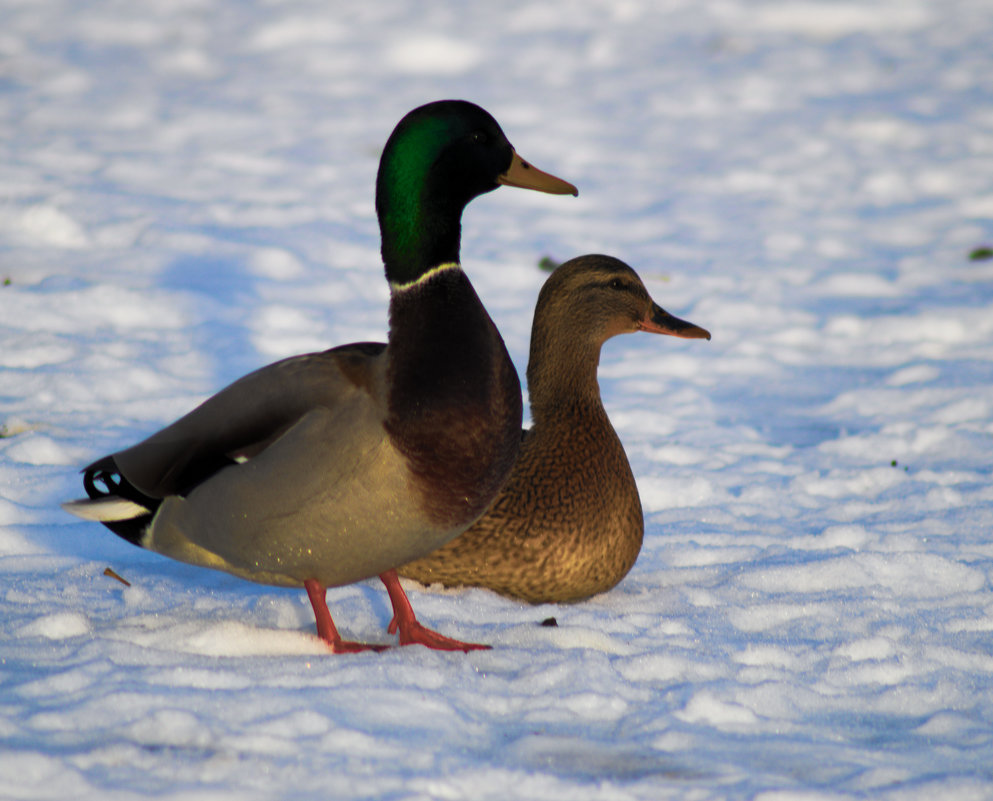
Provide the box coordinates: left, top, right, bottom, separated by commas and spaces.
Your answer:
375, 100, 577, 287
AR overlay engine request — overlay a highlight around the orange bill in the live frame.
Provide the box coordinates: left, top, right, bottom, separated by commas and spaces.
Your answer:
497, 149, 578, 196
638, 304, 711, 340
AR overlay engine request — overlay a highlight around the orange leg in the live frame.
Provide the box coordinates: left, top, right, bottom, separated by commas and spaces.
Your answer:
380, 569, 489, 652
304, 579, 388, 654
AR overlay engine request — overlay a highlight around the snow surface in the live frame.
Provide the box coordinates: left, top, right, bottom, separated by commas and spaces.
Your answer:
2, 0, 993, 798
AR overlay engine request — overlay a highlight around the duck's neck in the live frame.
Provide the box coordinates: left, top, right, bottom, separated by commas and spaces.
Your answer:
377, 153, 465, 287
527, 336, 607, 427
382, 212, 462, 288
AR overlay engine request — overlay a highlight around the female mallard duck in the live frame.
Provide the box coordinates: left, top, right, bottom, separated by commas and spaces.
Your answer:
63, 100, 577, 652
399, 254, 710, 604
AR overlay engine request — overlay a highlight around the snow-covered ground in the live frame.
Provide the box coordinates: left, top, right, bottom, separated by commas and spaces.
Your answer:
3, 0, 993, 798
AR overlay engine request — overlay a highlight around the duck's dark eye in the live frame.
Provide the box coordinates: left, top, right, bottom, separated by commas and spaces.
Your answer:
609, 278, 625, 291
469, 131, 488, 145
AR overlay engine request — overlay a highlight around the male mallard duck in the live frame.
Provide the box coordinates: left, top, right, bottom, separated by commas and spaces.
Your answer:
399, 254, 709, 603
63, 100, 577, 652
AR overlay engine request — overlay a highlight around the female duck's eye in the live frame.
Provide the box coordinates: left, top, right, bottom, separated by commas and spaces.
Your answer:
609, 278, 625, 291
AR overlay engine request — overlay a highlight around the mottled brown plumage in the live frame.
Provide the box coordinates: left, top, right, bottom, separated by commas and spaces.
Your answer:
400, 254, 710, 603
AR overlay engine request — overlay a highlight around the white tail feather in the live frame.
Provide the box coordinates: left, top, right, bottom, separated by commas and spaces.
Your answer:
62, 496, 151, 522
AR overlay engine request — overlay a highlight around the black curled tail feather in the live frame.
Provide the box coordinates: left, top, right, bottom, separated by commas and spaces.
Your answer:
80, 452, 240, 546
82, 456, 160, 547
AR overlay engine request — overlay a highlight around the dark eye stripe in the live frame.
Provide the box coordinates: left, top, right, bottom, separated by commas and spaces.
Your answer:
581, 276, 640, 295
596, 277, 631, 292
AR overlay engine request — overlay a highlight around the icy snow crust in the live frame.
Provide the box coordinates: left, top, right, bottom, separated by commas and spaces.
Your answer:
2, 0, 993, 798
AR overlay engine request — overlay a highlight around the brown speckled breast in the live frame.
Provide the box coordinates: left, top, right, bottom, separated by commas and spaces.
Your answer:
400, 401, 644, 603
